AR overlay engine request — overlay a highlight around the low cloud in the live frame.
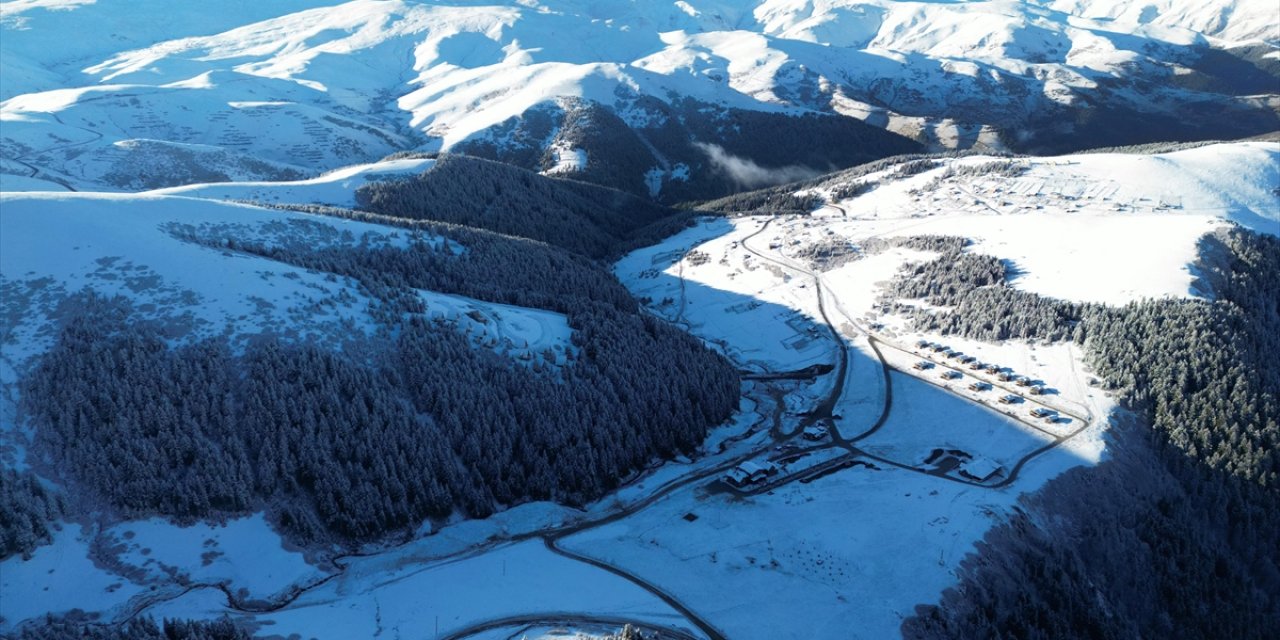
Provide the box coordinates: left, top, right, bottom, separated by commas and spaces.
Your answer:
695, 142, 822, 189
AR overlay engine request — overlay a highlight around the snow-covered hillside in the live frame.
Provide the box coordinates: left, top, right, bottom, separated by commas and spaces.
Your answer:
596, 140, 1276, 637
2, 0, 1275, 195
0, 191, 573, 368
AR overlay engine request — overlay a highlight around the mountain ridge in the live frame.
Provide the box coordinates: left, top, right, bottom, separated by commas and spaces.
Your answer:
3, 0, 1275, 198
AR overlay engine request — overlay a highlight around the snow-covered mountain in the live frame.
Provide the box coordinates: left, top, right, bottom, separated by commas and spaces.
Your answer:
2, 0, 1276, 198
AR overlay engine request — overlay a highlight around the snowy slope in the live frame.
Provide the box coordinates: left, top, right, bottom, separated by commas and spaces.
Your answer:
146, 156, 435, 207
817, 141, 1280, 304
2, 0, 1275, 192
0, 192, 573, 367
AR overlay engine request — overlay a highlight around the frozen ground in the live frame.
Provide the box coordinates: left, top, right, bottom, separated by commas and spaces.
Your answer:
817, 142, 1278, 304
98, 514, 323, 602
0, 524, 146, 626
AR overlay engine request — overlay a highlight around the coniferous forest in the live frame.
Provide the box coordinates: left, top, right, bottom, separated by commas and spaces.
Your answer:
898, 227, 1279, 639
13, 164, 740, 550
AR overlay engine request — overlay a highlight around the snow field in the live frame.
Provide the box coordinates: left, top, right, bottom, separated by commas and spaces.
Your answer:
145, 157, 435, 207
562, 429, 1095, 640
0, 192, 573, 368
99, 514, 323, 602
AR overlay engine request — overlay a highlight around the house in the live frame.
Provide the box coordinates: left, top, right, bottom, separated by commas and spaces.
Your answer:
998, 394, 1019, 404
985, 364, 1001, 374
960, 457, 1004, 482
913, 360, 933, 371
968, 360, 984, 370
969, 381, 991, 391
959, 355, 976, 364
916, 340, 932, 349
931, 344, 948, 352
998, 371, 1015, 381
803, 424, 829, 441
1029, 407, 1059, 422
940, 370, 962, 380
724, 460, 779, 488
1028, 385, 1045, 395
1015, 376, 1032, 387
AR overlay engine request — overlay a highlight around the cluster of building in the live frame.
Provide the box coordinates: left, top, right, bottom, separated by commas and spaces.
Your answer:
913, 340, 1064, 423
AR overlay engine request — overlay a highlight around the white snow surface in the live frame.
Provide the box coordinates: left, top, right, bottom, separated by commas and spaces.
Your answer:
97, 514, 322, 601
145, 157, 435, 207
0, 524, 147, 625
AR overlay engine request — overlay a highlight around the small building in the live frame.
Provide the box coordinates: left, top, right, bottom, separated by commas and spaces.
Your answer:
931, 344, 948, 352
998, 371, 1015, 381
916, 340, 932, 349
724, 460, 779, 488
940, 370, 962, 380
969, 381, 991, 392
959, 355, 976, 364
985, 364, 1001, 374
998, 394, 1019, 404
1029, 407, 1059, 422
959, 457, 1004, 482
1015, 376, 1032, 387
1028, 385, 1045, 395
968, 360, 984, 370
913, 360, 933, 371
802, 425, 829, 441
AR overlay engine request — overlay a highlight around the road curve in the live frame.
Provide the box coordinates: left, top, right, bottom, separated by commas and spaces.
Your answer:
439, 612, 703, 640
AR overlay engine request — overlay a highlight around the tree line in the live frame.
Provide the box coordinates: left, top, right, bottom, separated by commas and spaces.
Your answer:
12, 616, 251, 640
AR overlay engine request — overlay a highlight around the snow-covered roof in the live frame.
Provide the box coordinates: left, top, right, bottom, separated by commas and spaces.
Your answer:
963, 457, 1003, 480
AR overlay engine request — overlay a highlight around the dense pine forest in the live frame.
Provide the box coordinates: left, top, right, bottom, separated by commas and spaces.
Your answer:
898, 227, 1279, 639
0, 469, 64, 560
450, 96, 921, 203
12, 166, 740, 549
355, 154, 681, 259
12, 617, 251, 640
